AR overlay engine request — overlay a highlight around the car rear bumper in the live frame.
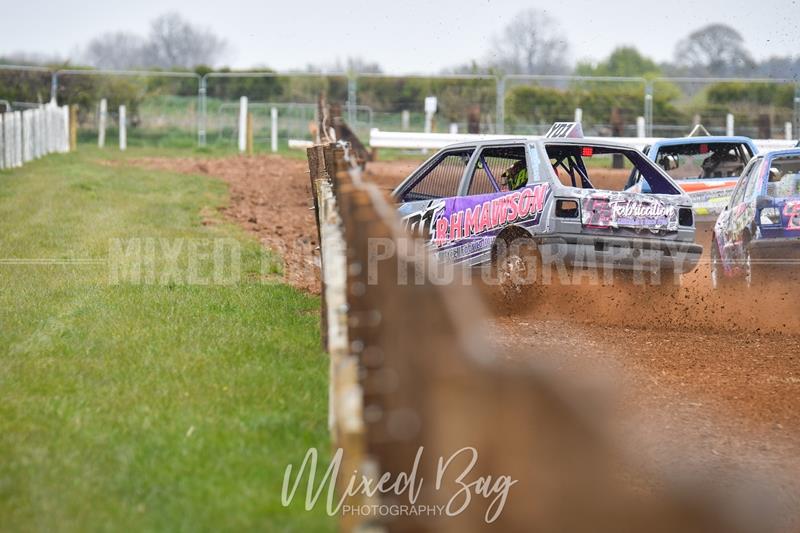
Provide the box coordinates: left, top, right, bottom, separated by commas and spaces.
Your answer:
749, 237, 800, 265
535, 233, 703, 274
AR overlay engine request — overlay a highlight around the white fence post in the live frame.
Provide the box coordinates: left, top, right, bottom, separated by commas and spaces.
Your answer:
3, 113, 10, 168
21, 110, 29, 163
14, 111, 22, 168
726, 113, 735, 136
32, 109, 38, 159
119, 105, 127, 151
574, 108, 583, 124
238, 96, 248, 153
401, 110, 410, 131
98, 99, 107, 148
34, 108, 41, 159
0, 114, 4, 170
271, 106, 278, 153
449, 123, 458, 134
786, 122, 793, 141
636, 116, 646, 138
45, 106, 52, 155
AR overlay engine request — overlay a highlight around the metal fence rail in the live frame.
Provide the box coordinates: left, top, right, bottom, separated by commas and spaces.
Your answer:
0, 103, 69, 170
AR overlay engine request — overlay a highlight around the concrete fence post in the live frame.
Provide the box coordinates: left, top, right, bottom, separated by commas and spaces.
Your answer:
496, 75, 505, 134
14, 111, 23, 168
636, 116, 646, 138
401, 110, 410, 131
62, 105, 70, 153
271, 106, 278, 153
786, 122, 793, 141
238, 96, 248, 153
574, 108, 583, 124
198, 77, 207, 147
449, 123, 458, 134
0, 114, 4, 170
44, 106, 52, 155
119, 105, 127, 151
36, 108, 42, 159
726, 113, 735, 136
98, 98, 107, 148
21, 110, 29, 163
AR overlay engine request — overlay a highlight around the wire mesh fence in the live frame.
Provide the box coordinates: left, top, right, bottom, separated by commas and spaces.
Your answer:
502, 75, 648, 137
356, 73, 499, 135
650, 77, 800, 139
1, 65, 798, 149
53, 70, 200, 149
201, 72, 349, 148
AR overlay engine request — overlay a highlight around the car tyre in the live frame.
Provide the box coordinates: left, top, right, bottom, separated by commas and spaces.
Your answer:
494, 236, 541, 305
710, 239, 727, 290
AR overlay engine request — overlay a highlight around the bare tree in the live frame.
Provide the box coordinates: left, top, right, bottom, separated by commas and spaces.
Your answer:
487, 9, 569, 75
84, 32, 147, 69
83, 13, 227, 69
142, 12, 228, 69
304, 57, 383, 74
674, 24, 755, 76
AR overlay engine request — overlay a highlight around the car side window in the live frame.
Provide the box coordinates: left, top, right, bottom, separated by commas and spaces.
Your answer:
728, 175, 748, 207
468, 146, 527, 195
403, 149, 473, 201
730, 158, 759, 206
743, 161, 762, 201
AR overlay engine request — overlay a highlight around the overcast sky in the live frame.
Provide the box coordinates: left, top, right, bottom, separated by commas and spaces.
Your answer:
2, 0, 798, 72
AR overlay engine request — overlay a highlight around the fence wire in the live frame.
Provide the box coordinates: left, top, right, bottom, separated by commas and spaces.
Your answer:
2, 65, 798, 148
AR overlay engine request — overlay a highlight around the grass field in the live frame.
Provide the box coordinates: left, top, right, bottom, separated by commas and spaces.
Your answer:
0, 148, 333, 531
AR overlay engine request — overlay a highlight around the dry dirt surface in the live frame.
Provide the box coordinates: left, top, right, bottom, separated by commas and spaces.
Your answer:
127, 154, 800, 525
126, 155, 416, 293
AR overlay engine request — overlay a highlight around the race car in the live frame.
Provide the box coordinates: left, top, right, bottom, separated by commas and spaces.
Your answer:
392, 123, 702, 286
626, 134, 758, 220
711, 148, 800, 288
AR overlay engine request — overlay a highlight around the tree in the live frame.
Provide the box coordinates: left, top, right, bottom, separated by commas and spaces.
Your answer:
84, 32, 148, 70
304, 57, 383, 74
487, 9, 569, 75
674, 24, 754, 76
143, 13, 228, 69
83, 13, 228, 69
576, 47, 660, 77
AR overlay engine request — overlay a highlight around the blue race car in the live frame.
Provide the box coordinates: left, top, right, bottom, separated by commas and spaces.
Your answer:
626, 135, 758, 220
711, 148, 800, 288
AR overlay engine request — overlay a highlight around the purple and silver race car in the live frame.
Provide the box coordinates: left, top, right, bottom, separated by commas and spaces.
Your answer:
711, 148, 800, 288
393, 123, 702, 284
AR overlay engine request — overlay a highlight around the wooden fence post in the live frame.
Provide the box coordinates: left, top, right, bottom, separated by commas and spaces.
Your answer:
69, 105, 78, 151
246, 112, 254, 156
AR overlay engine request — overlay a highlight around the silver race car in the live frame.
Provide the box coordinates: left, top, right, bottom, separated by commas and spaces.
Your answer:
393, 123, 702, 284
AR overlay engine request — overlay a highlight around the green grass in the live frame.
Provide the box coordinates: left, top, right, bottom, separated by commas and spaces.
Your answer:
0, 149, 333, 532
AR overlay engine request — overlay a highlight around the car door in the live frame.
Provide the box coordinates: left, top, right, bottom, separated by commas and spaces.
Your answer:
396, 147, 474, 240
721, 158, 761, 263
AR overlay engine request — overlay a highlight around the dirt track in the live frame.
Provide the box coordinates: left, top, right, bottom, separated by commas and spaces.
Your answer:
129, 154, 800, 524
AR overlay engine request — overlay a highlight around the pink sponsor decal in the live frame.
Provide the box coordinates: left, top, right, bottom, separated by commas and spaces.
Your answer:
785, 201, 800, 230
434, 184, 549, 244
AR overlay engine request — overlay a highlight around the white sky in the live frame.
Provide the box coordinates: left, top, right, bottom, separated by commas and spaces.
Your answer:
2, 0, 798, 72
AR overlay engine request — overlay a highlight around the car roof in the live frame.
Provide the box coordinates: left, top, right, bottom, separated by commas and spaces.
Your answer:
649, 135, 756, 148
763, 148, 800, 160
438, 136, 647, 152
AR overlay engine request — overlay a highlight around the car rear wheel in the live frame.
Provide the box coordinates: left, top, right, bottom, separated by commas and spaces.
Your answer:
710, 239, 726, 290
494, 236, 541, 303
